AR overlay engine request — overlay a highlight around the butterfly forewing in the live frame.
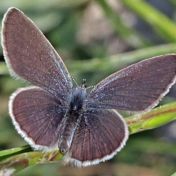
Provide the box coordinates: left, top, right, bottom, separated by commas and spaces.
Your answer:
87, 55, 176, 111
2, 8, 72, 100
10, 87, 66, 150
65, 109, 128, 167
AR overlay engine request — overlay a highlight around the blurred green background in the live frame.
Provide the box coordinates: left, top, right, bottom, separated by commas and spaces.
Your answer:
0, 0, 176, 175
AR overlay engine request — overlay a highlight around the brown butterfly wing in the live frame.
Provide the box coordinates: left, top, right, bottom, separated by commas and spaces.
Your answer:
2, 8, 72, 100
88, 55, 176, 111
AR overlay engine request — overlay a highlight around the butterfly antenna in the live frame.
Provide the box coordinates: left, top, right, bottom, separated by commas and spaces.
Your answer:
86, 85, 95, 90
82, 79, 87, 88
71, 76, 78, 87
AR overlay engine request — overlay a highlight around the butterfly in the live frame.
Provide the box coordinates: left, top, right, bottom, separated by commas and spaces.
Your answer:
1, 7, 176, 167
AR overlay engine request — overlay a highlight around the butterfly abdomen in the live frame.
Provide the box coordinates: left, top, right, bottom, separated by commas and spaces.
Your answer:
58, 87, 86, 154
58, 110, 82, 154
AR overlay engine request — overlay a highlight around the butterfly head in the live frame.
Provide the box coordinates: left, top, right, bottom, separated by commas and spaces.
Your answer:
82, 78, 87, 88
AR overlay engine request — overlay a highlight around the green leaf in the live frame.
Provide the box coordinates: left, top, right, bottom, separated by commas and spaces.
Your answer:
127, 102, 176, 134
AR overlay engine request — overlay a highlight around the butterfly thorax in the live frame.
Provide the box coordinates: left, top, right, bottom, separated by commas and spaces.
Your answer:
69, 87, 87, 114
58, 87, 87, 154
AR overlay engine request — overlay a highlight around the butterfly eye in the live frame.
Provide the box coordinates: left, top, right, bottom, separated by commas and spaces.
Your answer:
59, 147, 67, 154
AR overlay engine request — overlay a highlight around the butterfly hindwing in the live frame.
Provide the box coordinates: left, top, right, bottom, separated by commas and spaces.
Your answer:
10, 87, 66, 151
65, 109, 128, 167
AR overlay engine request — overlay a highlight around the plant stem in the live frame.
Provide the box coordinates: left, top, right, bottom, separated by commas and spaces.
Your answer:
122, 0, 176, 42
69, 43, 176, 84
127, 102, 176, 134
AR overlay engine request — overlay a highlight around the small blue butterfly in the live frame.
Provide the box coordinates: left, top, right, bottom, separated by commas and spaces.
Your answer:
2, 7, 176, 167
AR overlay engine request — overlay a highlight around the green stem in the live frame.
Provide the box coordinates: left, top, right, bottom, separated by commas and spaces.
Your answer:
127, 102, 176, 134
122, 0, 176, 42
0, 151, 63, 173
68, 43, 176, 84
0, 145, 31, 161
